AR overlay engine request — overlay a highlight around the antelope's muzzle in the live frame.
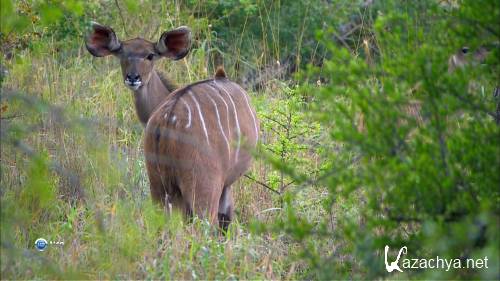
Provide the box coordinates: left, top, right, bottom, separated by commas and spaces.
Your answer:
125, 73, 142, 90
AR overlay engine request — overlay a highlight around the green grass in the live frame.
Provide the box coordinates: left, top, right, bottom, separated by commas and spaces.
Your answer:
8, 1, 497, 279
0, 14, 324, 278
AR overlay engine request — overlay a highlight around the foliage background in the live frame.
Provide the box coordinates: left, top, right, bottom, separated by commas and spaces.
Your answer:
1, 0, 498, 279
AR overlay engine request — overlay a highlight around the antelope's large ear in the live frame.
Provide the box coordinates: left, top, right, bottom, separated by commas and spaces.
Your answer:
85, 22, 121, 57
155, 26, 191, 60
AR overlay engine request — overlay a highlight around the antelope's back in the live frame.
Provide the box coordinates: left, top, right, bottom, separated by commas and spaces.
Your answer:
144, 77, 259, 179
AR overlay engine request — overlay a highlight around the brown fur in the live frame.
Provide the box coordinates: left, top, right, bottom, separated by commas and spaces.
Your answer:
215, 66, 227, 79
85, 23, 191, 125
86, 23, 260, 228
157, 71, 179, 93
448, 46, 488, 73
144, 78, 259, 228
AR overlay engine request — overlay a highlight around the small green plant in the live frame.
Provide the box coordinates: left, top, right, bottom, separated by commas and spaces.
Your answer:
256, 85, 321, 195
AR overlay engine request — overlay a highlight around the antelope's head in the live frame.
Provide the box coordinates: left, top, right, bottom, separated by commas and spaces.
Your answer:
85, 23, 191, 91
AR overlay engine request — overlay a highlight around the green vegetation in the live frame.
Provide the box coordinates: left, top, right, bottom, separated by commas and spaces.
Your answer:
1, 0, 498, 279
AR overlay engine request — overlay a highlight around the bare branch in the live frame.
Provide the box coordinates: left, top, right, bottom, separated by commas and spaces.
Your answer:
244, 174, 281, 195
114, 0, 129, 37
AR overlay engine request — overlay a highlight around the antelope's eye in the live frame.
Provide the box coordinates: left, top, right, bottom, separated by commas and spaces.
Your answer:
146, 53, 155, 61
461, 47, 469, 54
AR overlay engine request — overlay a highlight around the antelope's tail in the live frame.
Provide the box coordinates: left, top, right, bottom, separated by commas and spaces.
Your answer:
214, 66, 227, 79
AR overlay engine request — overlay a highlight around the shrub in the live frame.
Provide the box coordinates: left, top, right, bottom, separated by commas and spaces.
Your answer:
266, 0, 500, 279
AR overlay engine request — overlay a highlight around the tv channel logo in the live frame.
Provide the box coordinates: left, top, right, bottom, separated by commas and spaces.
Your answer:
34, 238, 48, 251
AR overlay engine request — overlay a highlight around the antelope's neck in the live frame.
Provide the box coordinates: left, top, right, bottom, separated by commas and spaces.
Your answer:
133, 70, 170, 125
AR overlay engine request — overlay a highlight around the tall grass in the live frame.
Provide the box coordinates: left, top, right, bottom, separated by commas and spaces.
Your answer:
0, 1, 330, 279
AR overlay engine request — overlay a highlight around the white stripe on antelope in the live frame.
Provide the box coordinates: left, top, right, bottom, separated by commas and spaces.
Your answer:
235, 83, 259, 141
207, 94, 231, 157
214, 80, 241, 162
188, 91, 210, 146
210, 83, 231, 138
181, 98, 192, 129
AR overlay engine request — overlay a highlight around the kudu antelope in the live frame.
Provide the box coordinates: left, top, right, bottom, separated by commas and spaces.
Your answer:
448, 46, 489, 73
85, 23, 186, 125
356, 45, 497, 132
448, 46, 499, 124
85, 23, 260, 228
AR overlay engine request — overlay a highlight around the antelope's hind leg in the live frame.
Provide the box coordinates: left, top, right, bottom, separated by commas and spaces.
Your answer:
145, 153, 183, 214
179, 175, 223, 225
145, 157, 167, 206
218, 185, 234, 231
145, 166, 185, 217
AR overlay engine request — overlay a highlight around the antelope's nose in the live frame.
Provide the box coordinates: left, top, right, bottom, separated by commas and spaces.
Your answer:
126, 73, 141, 83
124, 73, 142, 89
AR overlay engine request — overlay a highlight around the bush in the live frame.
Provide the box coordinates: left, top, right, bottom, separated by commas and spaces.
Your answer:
265, 0, 500, 279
